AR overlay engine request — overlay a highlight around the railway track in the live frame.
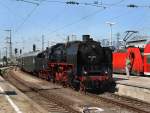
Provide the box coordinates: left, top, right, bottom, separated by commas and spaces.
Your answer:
3, 69, 150, 113
87, 91, 150, 113
3, 70, 79, 113
101, 93, 150, 113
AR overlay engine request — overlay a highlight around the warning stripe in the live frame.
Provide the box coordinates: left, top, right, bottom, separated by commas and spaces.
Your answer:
0, 86, 23, 113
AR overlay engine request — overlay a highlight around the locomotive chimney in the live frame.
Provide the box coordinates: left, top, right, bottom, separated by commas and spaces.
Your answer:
82, 35, 93, 41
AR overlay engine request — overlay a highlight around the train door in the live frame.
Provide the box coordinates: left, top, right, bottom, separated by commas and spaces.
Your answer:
127, 47, 143, 75
144, 44, 150, 76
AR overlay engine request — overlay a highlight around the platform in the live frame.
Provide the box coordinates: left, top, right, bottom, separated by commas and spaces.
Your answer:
113, 74, 150, 103
0, 76, 48, 113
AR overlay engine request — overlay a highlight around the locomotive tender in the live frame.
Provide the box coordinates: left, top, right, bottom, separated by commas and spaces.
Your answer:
19, 35, 113, 91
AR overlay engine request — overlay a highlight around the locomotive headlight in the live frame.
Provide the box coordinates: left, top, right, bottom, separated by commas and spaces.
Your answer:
83, 71, 87, 75
105, 71, 108, 74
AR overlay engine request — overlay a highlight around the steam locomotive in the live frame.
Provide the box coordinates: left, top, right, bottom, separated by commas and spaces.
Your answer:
18, 35, 114, 91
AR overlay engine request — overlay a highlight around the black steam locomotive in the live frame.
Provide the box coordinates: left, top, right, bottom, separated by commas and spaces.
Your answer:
19, 35, 113, 92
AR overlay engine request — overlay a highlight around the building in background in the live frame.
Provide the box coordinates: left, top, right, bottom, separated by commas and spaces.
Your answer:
101, 35, 150, 50
126, 35, 150, 48
101, 39, 109, 47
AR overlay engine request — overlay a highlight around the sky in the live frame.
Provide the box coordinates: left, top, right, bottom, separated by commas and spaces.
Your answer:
0, 0, 150, 54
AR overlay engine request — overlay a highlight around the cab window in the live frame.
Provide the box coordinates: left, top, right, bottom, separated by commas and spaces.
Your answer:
37, 53, 45, 58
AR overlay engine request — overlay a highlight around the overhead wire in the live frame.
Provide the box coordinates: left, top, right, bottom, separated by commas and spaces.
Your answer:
48, 9, 105, 35
13, 0, 127, 35
131, 12, 150, 32
14, 6, 38, 33
0, 1, 24, 20
32, 0, 106, 8
14, 0, 147, 38
15, 0, 39, 5
47, 0, 126, 35
14, 0, 44, 34
41, 7, 67, 32
108, 0, 125, 6
24, 0, 105, 36
12, 0, 150, 33
13, 0, 133, 39
33, 0, 66, 4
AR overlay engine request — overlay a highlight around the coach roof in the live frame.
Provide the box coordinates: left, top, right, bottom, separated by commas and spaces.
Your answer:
20, 50, 42, 58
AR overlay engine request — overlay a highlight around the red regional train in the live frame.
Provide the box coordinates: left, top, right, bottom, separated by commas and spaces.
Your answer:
113, 43, 150, 76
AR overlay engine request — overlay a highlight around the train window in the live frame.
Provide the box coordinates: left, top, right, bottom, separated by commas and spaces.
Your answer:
37, 53, 45, 58
147, 55, 150, 64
